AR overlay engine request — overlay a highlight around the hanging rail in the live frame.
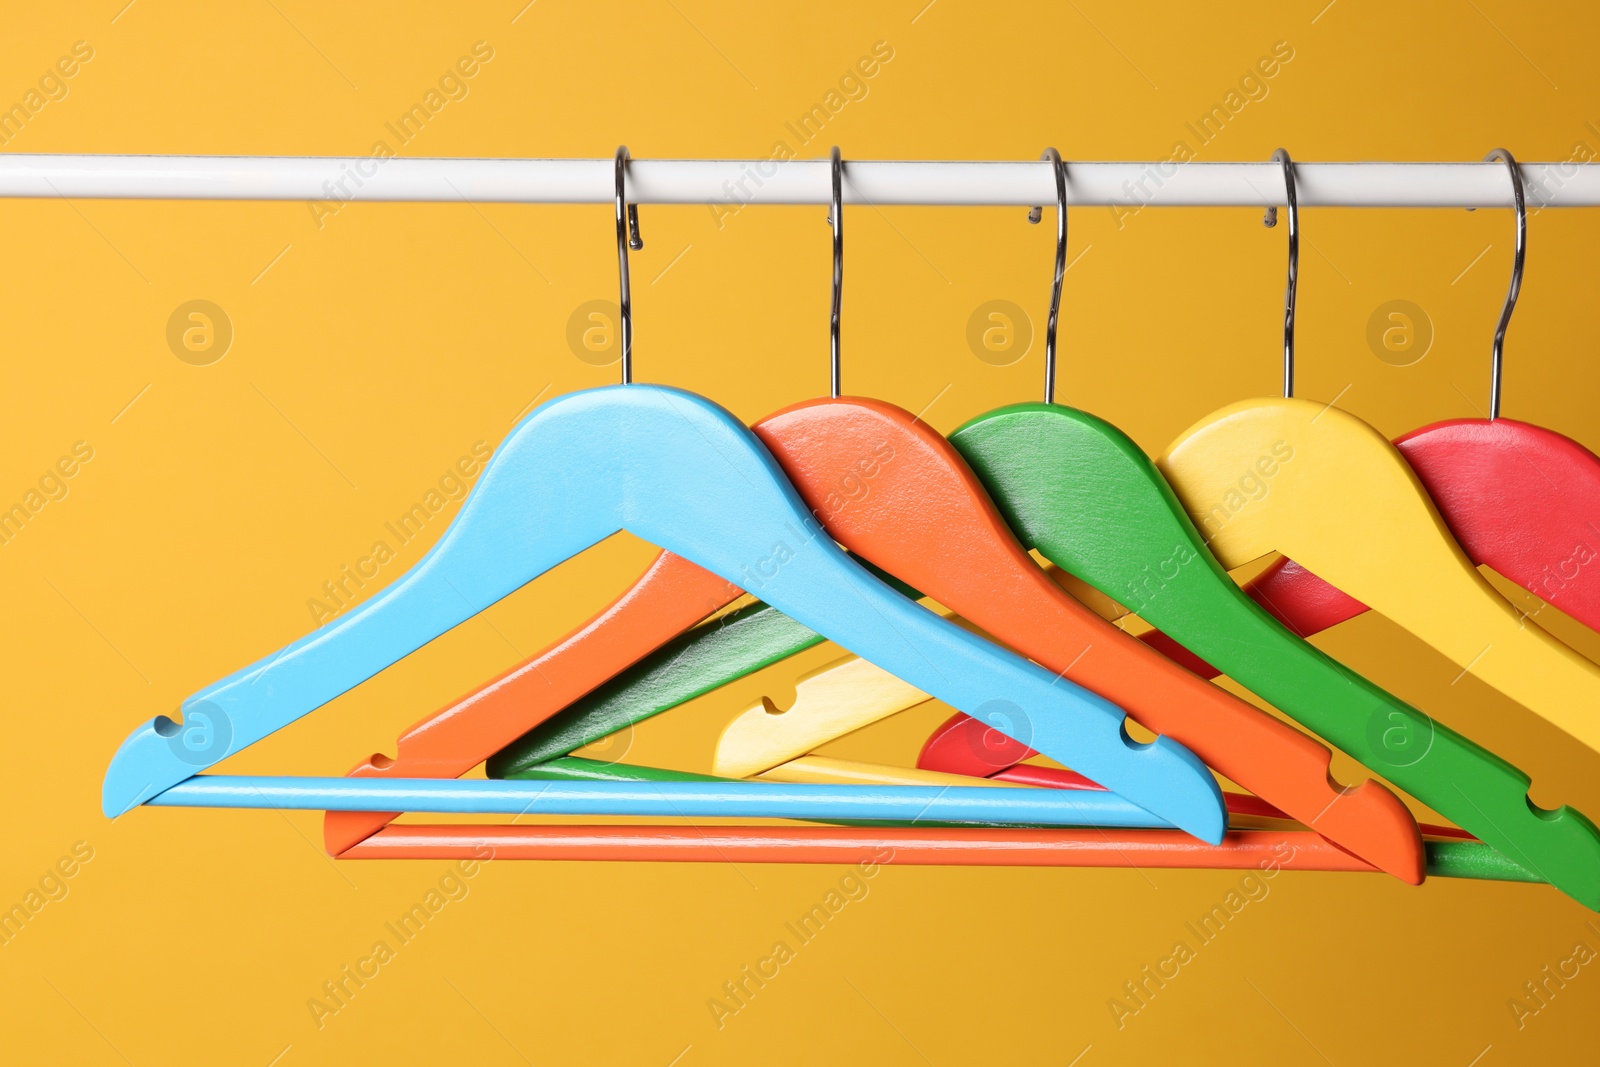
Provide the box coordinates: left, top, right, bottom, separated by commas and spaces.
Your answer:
0, 156, 1598, 207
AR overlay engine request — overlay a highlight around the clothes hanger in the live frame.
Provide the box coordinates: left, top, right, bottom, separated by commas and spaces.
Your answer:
353, 146, 1422, 875
1155, 150, 1600, 755
908, 149, 1600, 909
1223, 150, 1600, 638
106, 146, 1224, 842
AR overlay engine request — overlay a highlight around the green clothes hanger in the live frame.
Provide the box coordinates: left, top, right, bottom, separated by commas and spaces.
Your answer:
932, 150, 1599, 907
945, 400, 1600, 909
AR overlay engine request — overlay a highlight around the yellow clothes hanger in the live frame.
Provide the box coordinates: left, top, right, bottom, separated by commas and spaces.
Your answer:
1156, 150, 1600, 755
1159, 397, 1600, 753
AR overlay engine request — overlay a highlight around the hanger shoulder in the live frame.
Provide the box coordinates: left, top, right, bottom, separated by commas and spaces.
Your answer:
948, 401, 1600, 909
1160, 398, 1600, 753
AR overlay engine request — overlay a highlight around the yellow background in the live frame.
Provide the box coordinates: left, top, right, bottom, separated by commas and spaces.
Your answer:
4, 1, 1600, 1063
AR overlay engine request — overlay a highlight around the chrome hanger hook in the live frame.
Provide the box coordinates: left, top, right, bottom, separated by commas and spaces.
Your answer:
826, 146, 843, 398
1027, 148, 1067, 405
1262, 148, 1298, 398
614, 146, 644, 384
1484, 148, 1525, 421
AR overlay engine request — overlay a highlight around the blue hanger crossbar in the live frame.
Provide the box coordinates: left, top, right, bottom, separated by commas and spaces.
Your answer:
103, 385, 1225, 841
145, 775, 1180, 828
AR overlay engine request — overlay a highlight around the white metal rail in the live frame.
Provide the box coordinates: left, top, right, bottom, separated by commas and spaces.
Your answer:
0, 156, 1595, 207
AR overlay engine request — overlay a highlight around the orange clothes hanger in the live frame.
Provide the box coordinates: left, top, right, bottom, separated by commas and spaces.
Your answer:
327, 149, 1422, 882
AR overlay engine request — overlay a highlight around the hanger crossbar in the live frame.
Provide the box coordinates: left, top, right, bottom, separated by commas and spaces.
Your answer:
147, 774, 1176, 828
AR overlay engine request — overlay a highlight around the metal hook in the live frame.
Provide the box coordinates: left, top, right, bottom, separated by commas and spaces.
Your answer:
1484, 148, 1525, 421
1026, 148, 1066, 404
826, 146, 843, 398
1262, 148, 1298, 398
614, 146, 644, 384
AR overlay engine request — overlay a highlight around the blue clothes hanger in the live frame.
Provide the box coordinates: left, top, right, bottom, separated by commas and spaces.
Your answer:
103, 383, 1224, 842
102, 148, 1224, 841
